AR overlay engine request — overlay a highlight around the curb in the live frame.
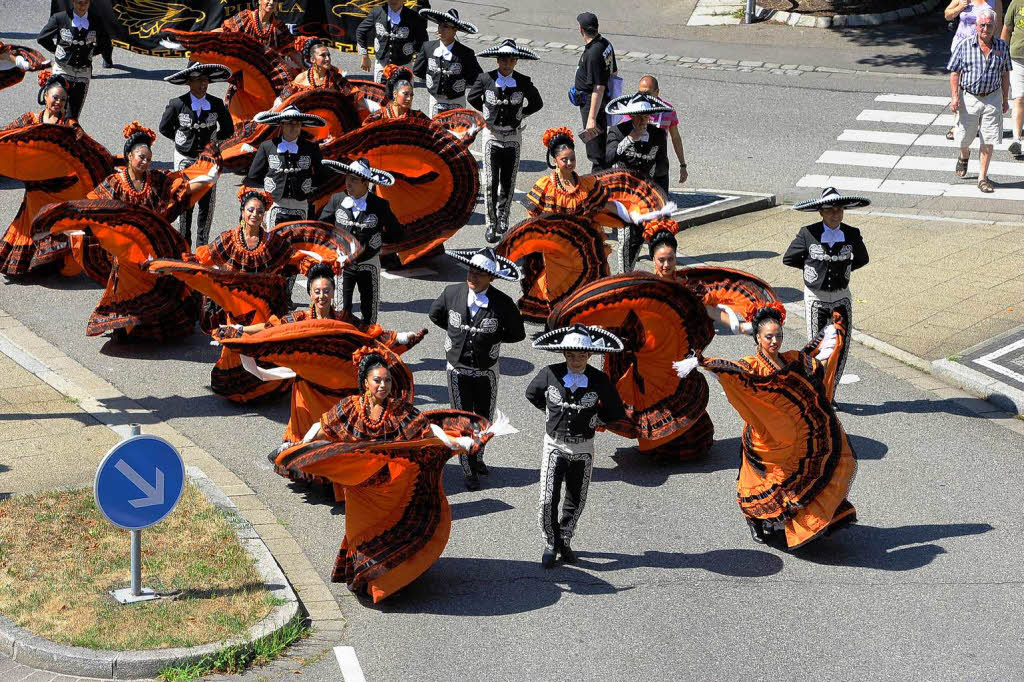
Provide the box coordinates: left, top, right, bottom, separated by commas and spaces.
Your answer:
755, 0, 941, 28
0, 467, 299, 680
0, 308, 348, 678
675, 189, 777, 231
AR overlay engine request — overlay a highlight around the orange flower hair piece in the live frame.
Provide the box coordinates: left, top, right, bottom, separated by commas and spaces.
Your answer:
236, 186, 274, 209
37, 69, 52, 87
542, 126, 573, 148
351, 345, 385, 370
122, 120, 156, 144
641, 217, 679, 242
382, 64, 412, 82
748, 301, 787, 324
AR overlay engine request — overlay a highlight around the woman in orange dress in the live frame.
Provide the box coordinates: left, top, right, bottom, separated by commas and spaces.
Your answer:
219, 0, 299, 66
274, 349, 506, 602
0, 70, 79, 275
676, 303, 857, 550
364, 66, 430, 123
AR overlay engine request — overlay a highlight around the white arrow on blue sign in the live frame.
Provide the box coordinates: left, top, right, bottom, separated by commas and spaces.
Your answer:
94, 435, 185, 530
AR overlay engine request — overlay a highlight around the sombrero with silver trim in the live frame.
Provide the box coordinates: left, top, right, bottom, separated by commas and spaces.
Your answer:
253, 105, 326, 128
419, 7, 478, 34
477, 38, 539, 60
793, 186, 871, 212
604, 92, 674, 117
446, 247, 522, 282
532, 323, 625, 354
323, 158, 395, 186
163, 61, 232, 85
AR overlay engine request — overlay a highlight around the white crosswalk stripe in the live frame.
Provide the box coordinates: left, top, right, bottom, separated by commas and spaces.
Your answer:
796, 93, 1024, 202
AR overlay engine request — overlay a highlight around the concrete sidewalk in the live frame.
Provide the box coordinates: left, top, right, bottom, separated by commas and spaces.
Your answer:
673, 206, 1024, 360
0, 311, 345, 680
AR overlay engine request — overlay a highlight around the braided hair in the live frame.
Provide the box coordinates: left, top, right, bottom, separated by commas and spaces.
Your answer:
305, 261, 335, 294
542, 127, 574, 169
356, 352, 389, 392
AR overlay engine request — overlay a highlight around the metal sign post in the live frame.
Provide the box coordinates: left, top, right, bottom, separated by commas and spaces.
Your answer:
746, 0, 756, 23
94, 425, 185, 605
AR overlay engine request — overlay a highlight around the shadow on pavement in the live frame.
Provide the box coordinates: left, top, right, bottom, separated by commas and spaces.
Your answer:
597, 437, 742, 486
443, 463, 536, 496
575, 547, 785, 578
82, 392, 291, 425
795, 522, 994, 571
841, 398, 995, 419
3, 271, 102, 291
92, 64, 179, 81
378, 298, 433, 314
773, 285, 803, 303
98, 335, 220, 363
450, 497, 515, 521
847, 434, 887, 460
696, 250, 779, 263
830, 15, 951, 76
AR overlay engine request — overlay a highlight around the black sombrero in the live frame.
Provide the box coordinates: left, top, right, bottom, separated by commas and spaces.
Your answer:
605, 92, 674, 117
445, 247, 522, 282
532, 323, 624, 354
477, 38, 539, 60
793, 186, 871, 212
323, 158, 395, 186
253, 105, 326, 128
419, 7, 478, 34
163, 61, 232, 86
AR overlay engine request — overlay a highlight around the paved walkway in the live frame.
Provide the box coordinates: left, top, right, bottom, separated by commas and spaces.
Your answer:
673, 206, 1024, 360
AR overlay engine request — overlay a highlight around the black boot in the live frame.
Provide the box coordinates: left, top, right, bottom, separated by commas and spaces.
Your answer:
541, 544, 557, 568
472, 460, 489, 476
464, 473, 480, 491
485, 213, 499, 244
559, 540, 577, 564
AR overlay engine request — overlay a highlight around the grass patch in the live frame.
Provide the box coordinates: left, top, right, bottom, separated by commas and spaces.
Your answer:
947, 355, 962, 363
0, 484, 274, 650
158, 614, 310, 682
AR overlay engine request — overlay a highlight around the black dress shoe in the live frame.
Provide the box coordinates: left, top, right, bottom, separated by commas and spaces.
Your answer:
541, 545, 557, 568
102, 55, 114, 68
747, 519, 766, 544
464, 474, 480, 491
559, 542, 577, 564
473, 461, 489, 476
485, 223, 498, 244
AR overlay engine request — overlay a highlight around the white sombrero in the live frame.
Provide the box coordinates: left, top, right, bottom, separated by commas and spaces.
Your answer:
163, 61, 232, 85
253, 105, 326, 128
419, 7, 478, 34
446, 247, 522, 282
323, 158, 395, 186
533, 323, 624, 354
477, 38, 539, 61
604, 92, 674, 117
793, 186, 871, 212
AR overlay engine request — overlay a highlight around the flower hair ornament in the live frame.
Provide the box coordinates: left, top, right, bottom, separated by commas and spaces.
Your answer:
351, 345, 385, 370
237, 186, 274, 209
122, 121, 157, 158
542, 126, 573, 148
748, 301, 787, 325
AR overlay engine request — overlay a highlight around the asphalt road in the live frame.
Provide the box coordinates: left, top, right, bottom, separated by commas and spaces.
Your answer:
3, 4, 1024, 681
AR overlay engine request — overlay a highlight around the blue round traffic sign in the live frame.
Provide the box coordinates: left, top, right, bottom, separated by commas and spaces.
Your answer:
94, 435, 185, 530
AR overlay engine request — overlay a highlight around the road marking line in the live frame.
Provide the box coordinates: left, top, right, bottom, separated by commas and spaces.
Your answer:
816, 150, 1024, 177
973, 338, 1024, 385
334, 646, 367, 682
838, 129, 1013, 151
798, 173, 1024, 199
875, 93, 951, 106
932, 113, 1015, 128
857, 109, 941, 125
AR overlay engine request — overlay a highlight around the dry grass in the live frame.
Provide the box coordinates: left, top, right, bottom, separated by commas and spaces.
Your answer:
0, 484, 275, 650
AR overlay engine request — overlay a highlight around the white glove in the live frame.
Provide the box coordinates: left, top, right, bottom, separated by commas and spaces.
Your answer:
159, 39, 184, 51
429, 424, 475, 451
717, 304, 741, 334
611, 200, 631, 223
240, 143, 256, 154
335, 250, 349, 267
192, 165, 219, 185
240, 355, 297, 381
14, 56, 29, 70
673, 357, 699, 378
738, 321, 753, 335
628, 210, 643, 224
814, 324, 838, 361
483, 409, 518, 437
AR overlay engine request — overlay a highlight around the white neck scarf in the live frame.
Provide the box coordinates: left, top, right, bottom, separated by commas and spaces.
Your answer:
190, 94, 210, 114
563, 371, 589, 390
822, 223, 845, 248
341, 193, 367, 215
495, 74, 516, 88
386, 6, 402, 24
72, 13, 89, 30
467, 288, 489, 315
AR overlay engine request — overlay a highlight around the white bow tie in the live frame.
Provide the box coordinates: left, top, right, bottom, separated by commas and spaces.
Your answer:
386, 7, 402, 24
434, 42, 454, 60
495, 75, 516, 88
190, 95, 210, 113
563, 372, 589, 390
72, 13, 89, 30
341, 194, 367, 213
277, 140, 299, 154
468, 290, 489, 311
822, 224, 845, 248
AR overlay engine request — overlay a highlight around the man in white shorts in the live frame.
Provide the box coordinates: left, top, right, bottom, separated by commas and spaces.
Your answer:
948, 6, 1011, 193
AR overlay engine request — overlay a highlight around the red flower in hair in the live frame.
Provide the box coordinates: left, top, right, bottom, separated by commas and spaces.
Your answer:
542, 126, 573, 148
37, 69, 52, 87
351, 345, 384, 370
236, 186, 274, 209
122, 120, 156, 144
641, 217, 679, 242
747, 301, 787, 324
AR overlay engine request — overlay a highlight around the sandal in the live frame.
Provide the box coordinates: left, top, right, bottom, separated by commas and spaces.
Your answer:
955, 157, 969, 178
978, 178, 995, 193
946, 128, 955, 140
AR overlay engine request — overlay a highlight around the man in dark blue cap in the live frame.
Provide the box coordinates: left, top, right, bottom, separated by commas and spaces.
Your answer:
573, 11, 617, 172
